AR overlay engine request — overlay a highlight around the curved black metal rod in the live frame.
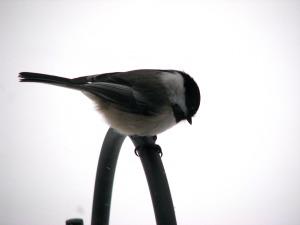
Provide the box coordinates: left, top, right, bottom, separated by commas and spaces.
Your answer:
91, 128, 126, 225
130, 136, 177, 225
67, 128, 177, 225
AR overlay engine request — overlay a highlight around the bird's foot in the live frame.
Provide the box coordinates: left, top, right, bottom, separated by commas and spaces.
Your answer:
134, 143, 163, 157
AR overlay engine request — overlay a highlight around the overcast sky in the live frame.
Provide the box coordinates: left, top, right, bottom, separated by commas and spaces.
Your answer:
1, 0, 300, 225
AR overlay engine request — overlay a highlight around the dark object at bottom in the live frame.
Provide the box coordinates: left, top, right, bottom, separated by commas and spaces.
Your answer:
66, 218, 84, 225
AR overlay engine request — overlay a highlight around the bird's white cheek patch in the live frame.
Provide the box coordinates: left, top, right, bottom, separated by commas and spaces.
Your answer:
160, 72, 187, 114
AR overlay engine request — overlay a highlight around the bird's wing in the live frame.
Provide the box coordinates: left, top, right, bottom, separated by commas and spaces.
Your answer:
71, 70, 169, 116
84, 81, 158, 115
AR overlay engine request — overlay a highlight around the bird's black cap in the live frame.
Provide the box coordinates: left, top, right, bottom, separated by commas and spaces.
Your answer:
179, 71, 201, 122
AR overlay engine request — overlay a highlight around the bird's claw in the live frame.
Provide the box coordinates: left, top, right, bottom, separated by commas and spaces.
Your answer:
134, 144, 163, 157
153, 144, 163, 157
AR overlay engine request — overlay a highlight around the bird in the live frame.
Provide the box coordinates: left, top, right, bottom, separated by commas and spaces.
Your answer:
19, 69, 200, 137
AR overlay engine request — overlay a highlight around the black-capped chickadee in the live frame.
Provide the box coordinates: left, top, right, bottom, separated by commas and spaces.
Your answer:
19, 69, 200, 136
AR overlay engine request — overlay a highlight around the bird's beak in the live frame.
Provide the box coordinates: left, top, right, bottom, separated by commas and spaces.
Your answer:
187, 117, 192, 125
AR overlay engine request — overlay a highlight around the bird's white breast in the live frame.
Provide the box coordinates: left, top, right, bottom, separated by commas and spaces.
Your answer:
83, 91, 176, 136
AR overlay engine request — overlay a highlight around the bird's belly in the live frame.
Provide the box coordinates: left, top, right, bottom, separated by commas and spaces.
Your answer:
83, 91, 176, 136
102, 106, 176, 136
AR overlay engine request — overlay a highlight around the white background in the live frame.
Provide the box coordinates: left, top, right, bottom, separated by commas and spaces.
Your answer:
1, 0, 299, 225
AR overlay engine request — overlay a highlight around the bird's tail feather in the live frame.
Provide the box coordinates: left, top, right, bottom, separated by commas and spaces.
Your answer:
19, 72, 78, 89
